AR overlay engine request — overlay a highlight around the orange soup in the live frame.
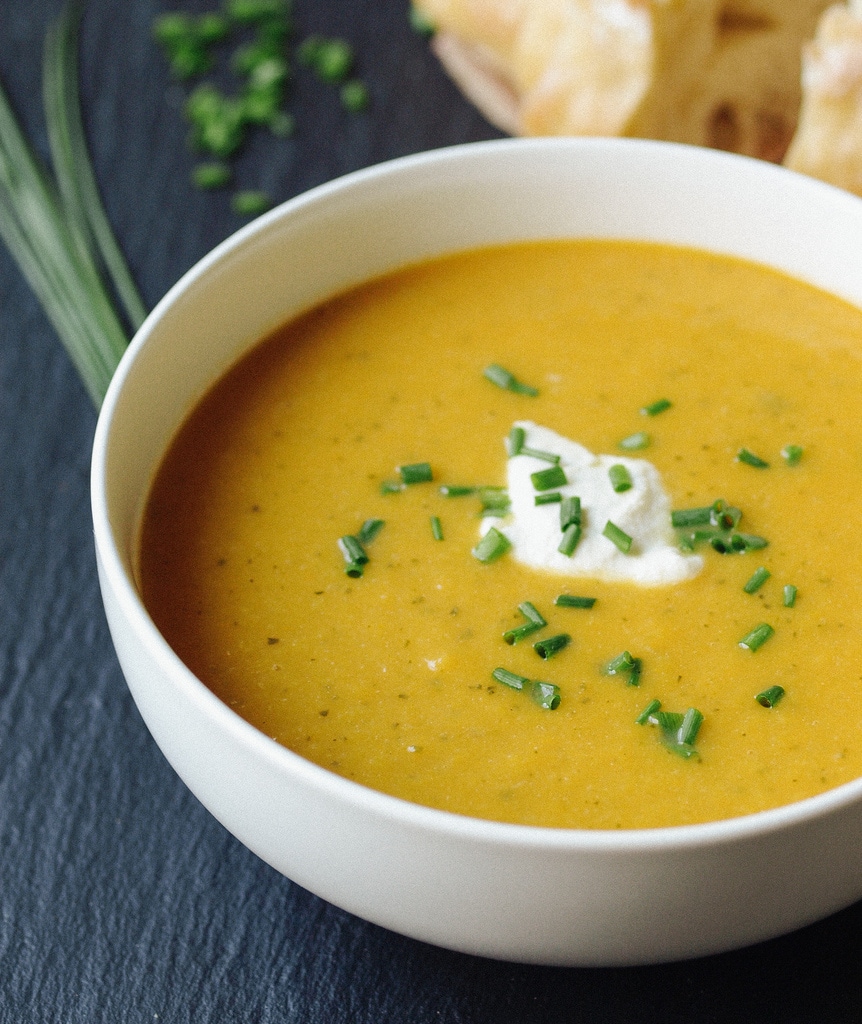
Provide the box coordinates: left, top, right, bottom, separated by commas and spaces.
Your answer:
139, 240, 862, 829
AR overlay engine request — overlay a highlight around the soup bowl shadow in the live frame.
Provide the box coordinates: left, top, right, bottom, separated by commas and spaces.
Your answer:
92, 137, 862, 967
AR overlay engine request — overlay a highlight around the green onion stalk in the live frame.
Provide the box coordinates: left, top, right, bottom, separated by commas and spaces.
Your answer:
0, 3, 145, 407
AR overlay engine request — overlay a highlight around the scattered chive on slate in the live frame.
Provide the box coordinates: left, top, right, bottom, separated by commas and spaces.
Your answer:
756, 685, 786, 708
739, 622, 775, 652
398, 461, 433, 484
781, 444, 804, 465
191, 160, 232, 188
298, 35, 354, 83
554, 594, 596, 609
231, 189, 271, 216
743, 566, 771, 594
483, 363, 539, 396
736, 447, 770, 468
619, 431, 650, 451
533, 633, 571, 660
472, 526, 511, 563
531, 465, 567, 491
409, 5, 436, 36
603, 520, 632, 553
641, 398, 672, 416
783, 584, 798, 608
339, 79, 369, 112
608, 464, 633, 493
430, 516, 444, 540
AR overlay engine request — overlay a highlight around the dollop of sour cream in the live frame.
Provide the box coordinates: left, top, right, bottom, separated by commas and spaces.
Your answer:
485, 422, 702, 586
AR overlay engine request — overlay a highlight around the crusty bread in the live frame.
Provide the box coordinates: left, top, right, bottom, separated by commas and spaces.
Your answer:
785, 2, 862, 191
415, 0, 834, 164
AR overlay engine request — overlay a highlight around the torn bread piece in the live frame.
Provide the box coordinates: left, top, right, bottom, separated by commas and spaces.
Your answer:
415, 0, 832, 162
785, 2, 862, 193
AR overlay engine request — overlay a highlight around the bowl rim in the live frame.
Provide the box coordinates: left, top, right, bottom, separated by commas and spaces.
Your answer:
91, 134, 862, 854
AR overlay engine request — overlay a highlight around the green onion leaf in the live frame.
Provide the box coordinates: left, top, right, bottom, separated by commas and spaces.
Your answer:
430, 516, 444, 541
472, 527, 511, 563
783, 584, 797, 608
483, 363, 539, 396
398, 461, 433, 484
619, 431, 650, 451
491, 667, 528, 692
641, 398, 672, 416
530, 680, 561, 710
554, 594, 596, 609
739, 622, 775, 652
743, 566, 771, 594
737, 448, 769, 468
603, 520, 633, 553
533, 633, 571, 660
608, 464, 633, 493
755, 685, 786, 708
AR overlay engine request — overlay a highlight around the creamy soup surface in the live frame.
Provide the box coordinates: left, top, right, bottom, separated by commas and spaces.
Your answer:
139, 240, 862, 829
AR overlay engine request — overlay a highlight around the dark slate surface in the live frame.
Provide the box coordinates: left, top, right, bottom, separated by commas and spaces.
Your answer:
3, 1, 862, 1020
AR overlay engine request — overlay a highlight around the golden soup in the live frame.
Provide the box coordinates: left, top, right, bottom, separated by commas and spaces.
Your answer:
139, 240, 862, 830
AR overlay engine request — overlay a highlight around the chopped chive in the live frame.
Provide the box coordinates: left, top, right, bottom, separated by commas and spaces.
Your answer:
603, 520, 633, 553
491, 667, 528, 692
508, 425, 526, 456
641, 398, 672, 416
343, 560, 364, 578
535, 491, 562, 506
338, 535, 368, 565
607, 650, 635, 675
398, 461, 433, 484
710, 502, 742, 530
739, 622, 775, 652
357, 518, 385, 544
653, 710, 683, 732
530, 681, 561, 710
652, 710, 700, 759
636, 698, 661, 725
472, 527, 511, 563
678, 707, 703, 746
628, 657, 643, 687
439, 484, 475, 497
554, 594, 596, 609
520, 446, 560, 464
483, 363, 539, 396
380, 479, 405, 495
558, 523, 582, 557
730, 533, 768, 552
531, 465, 567, 491
619, 431, 650, 451
519, 601, 546, 626
608, 464, 633, 493
533, 633, 571, 660
756, 685, 786, 708
737, 448, 769, 468
781, 444, 803, 465
743, 566, 771, 594
671, 506, 712, 528
502, 621, 543, 645
477, 486, 510, 513
560, 496, 581, 530
430, 516, 444, 541
783, 584, 797, 608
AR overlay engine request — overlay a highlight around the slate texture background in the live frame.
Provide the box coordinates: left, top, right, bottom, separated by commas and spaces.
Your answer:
3, 1, 862, 1020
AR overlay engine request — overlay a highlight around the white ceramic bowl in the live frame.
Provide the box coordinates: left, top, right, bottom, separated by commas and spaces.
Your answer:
92, 138, 862, 967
